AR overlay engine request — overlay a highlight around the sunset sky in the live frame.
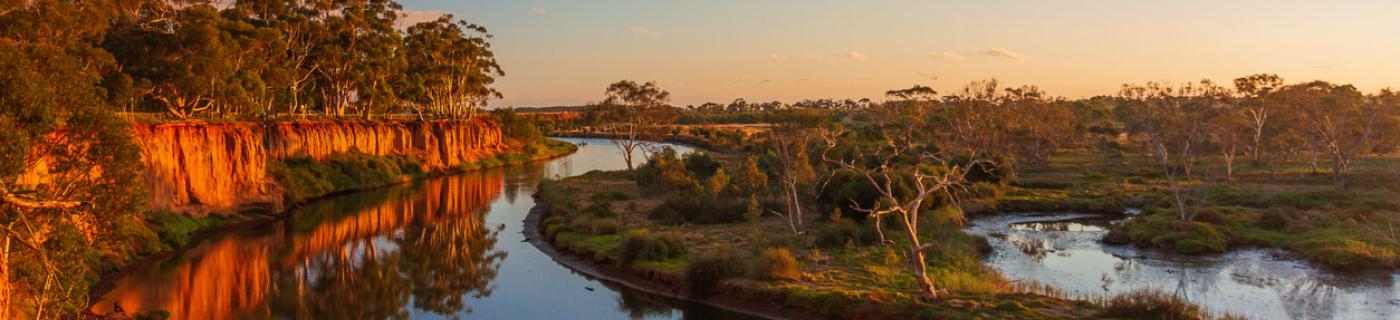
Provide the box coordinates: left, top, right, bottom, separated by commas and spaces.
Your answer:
399, 0, 1400, 107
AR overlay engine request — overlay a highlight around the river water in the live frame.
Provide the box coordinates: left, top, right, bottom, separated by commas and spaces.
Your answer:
967, 213, 1400, 320
91, 138, 755, 320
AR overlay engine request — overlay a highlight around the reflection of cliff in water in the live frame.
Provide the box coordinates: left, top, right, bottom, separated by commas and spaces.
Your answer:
92, 172, 507, 320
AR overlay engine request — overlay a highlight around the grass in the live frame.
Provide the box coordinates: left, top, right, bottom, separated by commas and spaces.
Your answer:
1002, 149, 1400, 269
537, 167, 1119, 319
147, 210, 228, 250
268, 151, 424, 203
532, 148, 1303, 318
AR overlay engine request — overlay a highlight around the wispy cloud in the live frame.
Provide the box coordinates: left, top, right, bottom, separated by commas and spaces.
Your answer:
1313, 64, 1345, 69
530, 6, 548, 16
770, 53, 789, 63
840, 51, 868, 61
629, 26, 662, 37
931, 52, 964, 61
398, 10, 446, 29
974, 48, 1024, 62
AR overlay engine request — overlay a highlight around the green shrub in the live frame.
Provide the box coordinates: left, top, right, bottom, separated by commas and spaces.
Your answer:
584, 203, 619, 218
683, 151, 722, 178
685, 252, 744, 297
268, 151, 423, 203
813, 221, 879, 248
648, 196, 746, 225
1101, 290, 1207, 320
590, 191, 631, 203
1255, 207, 1297, 230
582, 218, 621, 235
1109, 214, 1228, 254
750, 248, 801, 281
620, 229, 687, 264
149, 211, 224, 249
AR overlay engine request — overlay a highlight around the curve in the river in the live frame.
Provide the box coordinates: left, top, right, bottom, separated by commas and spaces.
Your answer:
91, 138, 757, 320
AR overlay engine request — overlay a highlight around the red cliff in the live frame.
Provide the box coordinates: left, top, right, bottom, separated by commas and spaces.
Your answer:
132, 118, 505, 216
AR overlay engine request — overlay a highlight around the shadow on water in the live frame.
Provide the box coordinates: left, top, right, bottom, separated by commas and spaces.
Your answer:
92, 138, 754, 320
969, 214, 1400, 320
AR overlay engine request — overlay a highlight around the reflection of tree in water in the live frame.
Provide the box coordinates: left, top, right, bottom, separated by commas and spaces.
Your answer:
262, 211, 506, 319
1275, 277, 1339, 320
264, 240, 414, 319
613, 283, 677, 319
1009, 235, 1051, 262
398, 213, 506, 316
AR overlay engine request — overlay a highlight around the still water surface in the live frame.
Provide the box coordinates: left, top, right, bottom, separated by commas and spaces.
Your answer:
968, 213, 1400, 320
92, 138, 755, 319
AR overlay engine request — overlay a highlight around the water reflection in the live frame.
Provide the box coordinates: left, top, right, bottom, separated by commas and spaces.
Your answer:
92, 138, 747, 320
94, 173, 506, 319
969, 214, 1400, 320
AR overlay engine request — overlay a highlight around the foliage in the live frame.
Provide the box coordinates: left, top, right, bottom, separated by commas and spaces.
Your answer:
648, 196, 747, 225
0, 2, 150, 316
750, 247, 801, 281
620, 229, 686, 264
268, 151, 424, 203
684, 252, 744, 298
1101, 290, 1209, 320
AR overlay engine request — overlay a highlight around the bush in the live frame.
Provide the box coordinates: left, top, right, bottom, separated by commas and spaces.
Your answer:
814, 221, 879, 248
683, 151, 723, 178
1108, 214, 1228, 254
648, 196, 747, 225
1255, 207, 1298, 230
685, 252, 744, 297
1101, 290, 1208, 320
584, 203, 619, 218
620, 229, 686, 264
268, 151, 423, 203
750, 248, 801, 281
590, 191, 631, 203
581, 218, 621, 235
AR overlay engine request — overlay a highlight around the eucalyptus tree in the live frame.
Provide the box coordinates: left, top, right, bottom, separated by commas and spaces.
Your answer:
820, 126, 985, 301
595, 80, 676, 171
763, 109, 824, 235
310, 0, 404, 117
1, 2, 145, 317
1279, 82, 1392, 190
1232, 74, 1287, 167
1117, 80, 1227, 221
403, 15, 504, 119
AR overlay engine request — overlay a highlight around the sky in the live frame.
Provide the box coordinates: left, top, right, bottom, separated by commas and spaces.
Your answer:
397, 0, 1400, 107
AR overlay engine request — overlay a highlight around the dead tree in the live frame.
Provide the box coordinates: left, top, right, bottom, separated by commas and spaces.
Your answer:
820, 130, 983, 300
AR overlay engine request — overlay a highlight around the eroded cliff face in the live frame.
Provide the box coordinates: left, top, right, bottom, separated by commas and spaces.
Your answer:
133, 118, 505, 216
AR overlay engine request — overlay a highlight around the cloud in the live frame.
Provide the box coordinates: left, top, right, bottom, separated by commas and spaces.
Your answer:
915, 72, 940, 80
629, 26, 662, 37
931, 52, 964, 61
398, 9, 446, 29
769, 53, 789, 63
1313, 64, 1345, 69
840, 51, 868, 61
974, 48, 1024, 62
530, 6, 547, 16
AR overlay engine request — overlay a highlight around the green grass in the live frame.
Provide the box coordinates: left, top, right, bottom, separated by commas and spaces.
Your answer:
148, 211, 228, 250
268, 151, 424, 203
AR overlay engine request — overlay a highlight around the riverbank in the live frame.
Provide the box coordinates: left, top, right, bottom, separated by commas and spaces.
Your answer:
523, 204, 805, 320
972, 150, 1400, 270
87, 138, 579, 313
532, 170, 1119, 319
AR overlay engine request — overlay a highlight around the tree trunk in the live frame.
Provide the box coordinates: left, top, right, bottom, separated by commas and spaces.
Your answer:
1, 234, 10, 320
1332, 155, 1348, 191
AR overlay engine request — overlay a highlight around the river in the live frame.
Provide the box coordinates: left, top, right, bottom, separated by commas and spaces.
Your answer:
91, 138, 756, 320
967, 213, 1400, 320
